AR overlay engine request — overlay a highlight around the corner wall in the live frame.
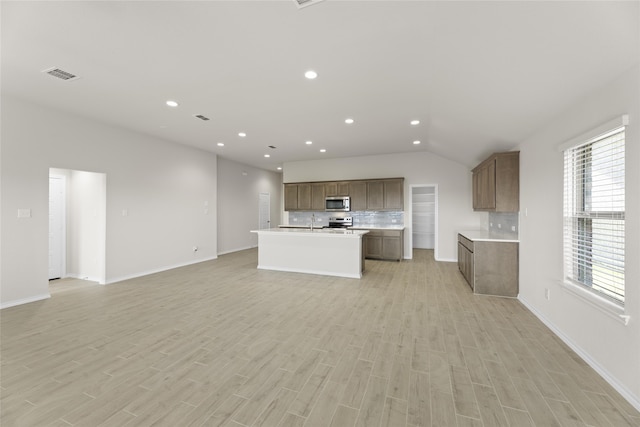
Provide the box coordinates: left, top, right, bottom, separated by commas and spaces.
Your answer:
1, 96, 218, 308
283, 151, 481, 261
217, 157, 282, 255
517, 65, 640, 408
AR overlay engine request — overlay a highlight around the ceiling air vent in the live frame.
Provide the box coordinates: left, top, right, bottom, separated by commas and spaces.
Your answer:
194, 115, 210, 121
42, 67, 80, 81
294, 0, 325, 9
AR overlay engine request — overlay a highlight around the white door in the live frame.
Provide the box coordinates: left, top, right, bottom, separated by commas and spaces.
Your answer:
49, 176, 65, 279
259, 192, 271, 229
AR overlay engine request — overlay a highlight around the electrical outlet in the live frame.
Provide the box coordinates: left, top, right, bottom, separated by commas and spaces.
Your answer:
511, 226, 516, 232
193, 246, 198, 252
293, 218, 298, 222
498, 223, 502, 229
545, 288, 550, 300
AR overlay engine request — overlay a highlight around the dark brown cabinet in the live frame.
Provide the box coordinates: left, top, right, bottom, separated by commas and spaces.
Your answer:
284, 184, 299, 211
325, 182, 349, 196
472, 152, 519, 212
367, 181, 384, 210
284, 178, 404, 211
349, 181, 367, 211
310, 183, 325, 211
383, 179, 404, 210
367, 178, 404, 211
363, 229, 403, 261
457, 235, 474, 289
284, 183, 311, 211
458, 233, 518, 297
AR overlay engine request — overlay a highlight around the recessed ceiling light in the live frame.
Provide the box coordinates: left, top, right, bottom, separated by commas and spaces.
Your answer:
320, 149, 326, 153
264, 154, 270, 158
166, 100, 179, 107
345, 118, 354, 124
413, 140, 421, 145
277, 167, 282, 171
305, 70, 318, 79
305, 141, 313, 145
217, 142, 225, 147
238, 132, 247, 137
410, 120, 420, 125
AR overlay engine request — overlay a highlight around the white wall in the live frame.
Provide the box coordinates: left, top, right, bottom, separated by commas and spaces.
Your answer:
283, 151, 481, 261
517, 65, 640, 408
1, 96, 218, 308
67, 170, 107, 284
217, 157, 282, 255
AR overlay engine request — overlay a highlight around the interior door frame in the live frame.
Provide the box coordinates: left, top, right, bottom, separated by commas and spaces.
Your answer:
409, 184, 439, 260
49, 174, 67, 280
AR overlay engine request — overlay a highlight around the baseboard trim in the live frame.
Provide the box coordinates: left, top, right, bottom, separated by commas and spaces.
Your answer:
1, 293, 51, 310
519, 296, 640, 412
105, 256, 218, 285
66, 274, 104, 285
217, 246, 256, 256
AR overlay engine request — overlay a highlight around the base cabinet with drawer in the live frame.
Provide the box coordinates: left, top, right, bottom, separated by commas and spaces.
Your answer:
363, 229, 403, 261
458, 233, 518, 297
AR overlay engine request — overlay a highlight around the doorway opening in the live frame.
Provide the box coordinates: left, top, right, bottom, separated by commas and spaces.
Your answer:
411, 185, 437, 257
49, 168, 107, 287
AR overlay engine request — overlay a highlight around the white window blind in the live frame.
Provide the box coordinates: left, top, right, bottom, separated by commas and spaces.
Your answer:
563, 125, 625, 305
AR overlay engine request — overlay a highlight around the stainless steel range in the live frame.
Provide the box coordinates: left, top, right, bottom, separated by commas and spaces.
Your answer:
326, 216, 353, 228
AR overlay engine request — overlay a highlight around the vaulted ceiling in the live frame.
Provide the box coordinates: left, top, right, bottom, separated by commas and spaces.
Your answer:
3, 1, 638, 170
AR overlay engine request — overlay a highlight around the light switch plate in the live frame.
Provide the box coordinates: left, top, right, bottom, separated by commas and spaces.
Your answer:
17, 209, 31, 218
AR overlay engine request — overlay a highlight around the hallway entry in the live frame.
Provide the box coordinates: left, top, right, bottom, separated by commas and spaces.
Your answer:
411, 185, 437, 254
49, 168, 107, 285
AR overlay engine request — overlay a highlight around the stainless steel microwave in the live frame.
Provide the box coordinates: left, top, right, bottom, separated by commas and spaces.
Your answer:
325, 196, 350, 211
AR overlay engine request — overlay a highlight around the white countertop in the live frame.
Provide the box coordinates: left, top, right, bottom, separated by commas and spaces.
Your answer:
458, 230, 519, 243
350, 224, 405, 230
253, 228, 369, 237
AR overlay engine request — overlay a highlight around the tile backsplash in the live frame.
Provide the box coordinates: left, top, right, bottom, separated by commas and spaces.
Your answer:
488, 212, 519, 238
288, 211, 404, 227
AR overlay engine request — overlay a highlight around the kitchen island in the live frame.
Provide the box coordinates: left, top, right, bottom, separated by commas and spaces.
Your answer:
250, 228, 369, 279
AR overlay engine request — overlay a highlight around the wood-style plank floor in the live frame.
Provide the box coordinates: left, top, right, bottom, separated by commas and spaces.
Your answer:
2, 249, 638, 427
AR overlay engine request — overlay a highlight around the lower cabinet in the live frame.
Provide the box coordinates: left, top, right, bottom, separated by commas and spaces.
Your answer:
457, 233, 518, 297
363, 229, 403, 261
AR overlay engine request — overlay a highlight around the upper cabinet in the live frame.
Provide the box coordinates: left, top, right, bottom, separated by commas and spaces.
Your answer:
383, 179, 404, 210
284, 183, 311, 211
325, 181, 349, 196
284, 178, 404, 211
349, 181, 368, 211
472, 151, 519, 212
310, 182, 326, 211
366, 178, 404, 211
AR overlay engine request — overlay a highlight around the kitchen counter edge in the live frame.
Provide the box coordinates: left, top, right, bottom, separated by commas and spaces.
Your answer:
458, 230, 519, 243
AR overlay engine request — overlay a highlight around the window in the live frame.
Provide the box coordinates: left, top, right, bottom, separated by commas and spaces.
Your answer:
563, 120, 626, 305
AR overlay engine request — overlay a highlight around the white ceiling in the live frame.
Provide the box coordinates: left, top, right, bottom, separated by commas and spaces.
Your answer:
3, 1, 638, 170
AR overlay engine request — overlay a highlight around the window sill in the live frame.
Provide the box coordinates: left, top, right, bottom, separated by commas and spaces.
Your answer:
560, 280, 629, 325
